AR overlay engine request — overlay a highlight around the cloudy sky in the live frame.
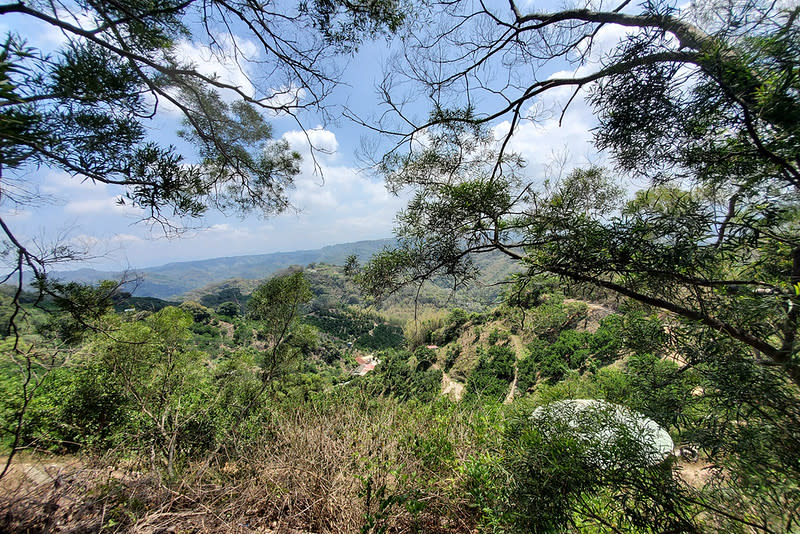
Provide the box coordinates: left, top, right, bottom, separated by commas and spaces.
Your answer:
1, 1, 618, 271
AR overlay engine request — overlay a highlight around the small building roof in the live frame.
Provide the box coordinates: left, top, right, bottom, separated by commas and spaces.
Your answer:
352, 362, 377, 376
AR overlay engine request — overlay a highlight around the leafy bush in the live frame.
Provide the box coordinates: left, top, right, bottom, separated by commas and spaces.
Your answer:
413, 346, 436, 371
518, 338, 568, 387
610, 311, 668, 355
306, 306, 373, 339
588, 317, 624, 364
466, 346, 515, 401
305, 305, 402, 350
624, 353, 698, 430
518, 321, 625, 390
233, 320, 254, 344
356, 322, 405, 350
460, 451, 510, 529
317, 338, 344, 364
11, 361, 129, 452
216, 301, 241, 317
179, 301, 212, 323
86, 308, 218, 475
487, 328, 510, 346
501, 401, 694, 533
526, 298, 588, 342
430, 308, 470, 345
191, 322, 220, 337
369, 350, 442, 402
444, 345, 460, 372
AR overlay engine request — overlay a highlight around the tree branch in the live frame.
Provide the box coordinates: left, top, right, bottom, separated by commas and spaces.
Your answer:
545, 265, 800, 386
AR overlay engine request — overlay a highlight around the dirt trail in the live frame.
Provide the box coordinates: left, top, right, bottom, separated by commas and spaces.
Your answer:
569, 300, 616, 333
504, 334, 526, 404
442, 373, 465, 401
0, 456, 82, 487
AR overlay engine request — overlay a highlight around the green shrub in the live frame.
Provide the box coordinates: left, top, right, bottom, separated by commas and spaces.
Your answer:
16, 361, 129, 452
624, 353, 698, 431
444, 345, 460, 372
216, 301, 241, 317
414, 346, 436, 371
460, 451, 511, 529
356, 323, 405, 350
369, 350, 442, 402
519, 324, 626, 390
466, 346, 515, 401
502, 401, 694, 532
487, 328, 509, 346
233, 321, 254, 344
521, 338, 569, 386
619, 311, 668, 355
431, 308, 469, 345
527, 298, 588, 342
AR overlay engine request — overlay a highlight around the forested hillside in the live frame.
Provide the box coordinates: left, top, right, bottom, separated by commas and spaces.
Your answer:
2, 264, 798, 532
28, 239, 398, 300
1, 0, 798, 532
20, 238, 520, 302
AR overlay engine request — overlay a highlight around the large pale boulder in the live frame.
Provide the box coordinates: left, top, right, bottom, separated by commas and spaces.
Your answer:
531, 399, 674, 467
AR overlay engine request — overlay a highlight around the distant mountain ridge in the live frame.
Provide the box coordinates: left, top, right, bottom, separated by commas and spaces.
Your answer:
41, 239, 395, 300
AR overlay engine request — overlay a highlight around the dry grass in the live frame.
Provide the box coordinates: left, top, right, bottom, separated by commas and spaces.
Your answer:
0, 397, 486, 533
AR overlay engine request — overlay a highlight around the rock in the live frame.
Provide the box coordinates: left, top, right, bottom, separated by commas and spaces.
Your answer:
531, 399, 674, 467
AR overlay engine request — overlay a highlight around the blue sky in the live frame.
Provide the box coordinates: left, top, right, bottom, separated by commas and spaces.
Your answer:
0, 1, 619, 271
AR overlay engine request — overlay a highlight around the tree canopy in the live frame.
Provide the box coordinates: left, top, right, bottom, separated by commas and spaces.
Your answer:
357, 0, 800, 387
0, 0, 406, 338
244, 270, 314, 412
350, 5, 800, 525
0, 0, 404, 269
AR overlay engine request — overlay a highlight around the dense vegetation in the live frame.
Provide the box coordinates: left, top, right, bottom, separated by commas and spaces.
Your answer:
1, 264, 798, 533
1, 0, 798, 532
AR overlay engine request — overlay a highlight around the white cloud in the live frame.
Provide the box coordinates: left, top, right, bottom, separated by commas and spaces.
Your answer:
63, 196, 120, 214
151, 33, 262, 116
489, 76, 602, 177
0, 208, 33, 221
262, 85, 307, 115
280, 127, 404, 224
482, 19, 649, 178
110, 233, 143, 244
291, 157, 402, 216
4, 123, 404, 271
41, 170, 108, 195
2, 9, 98, 51
171, 31, 307, 116
62, 195, 144, 219
10, 163, 404, 271
173, 35, 258, 99
574, 23, 636, 62
283, 126, 340, 157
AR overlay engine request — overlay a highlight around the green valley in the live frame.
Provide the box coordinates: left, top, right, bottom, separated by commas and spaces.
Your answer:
1, 0, 798, 531
1, 260, 797, 533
